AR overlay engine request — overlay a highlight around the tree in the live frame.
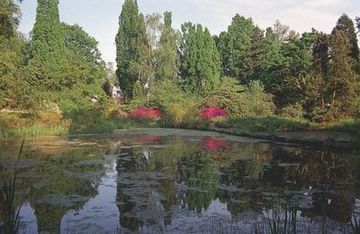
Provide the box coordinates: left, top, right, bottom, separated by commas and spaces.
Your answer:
326, 29, 357, 120
61, 23, 103, 65
0, 0, 25, 108
217, 14, 255, 83
272, 19, 289, 43
155, 11, 179, 81
279, 31, 314, 107
302, 32, 329, 120
25, 0, 66, 91
59, 23, 106, 97
333, 14, 359, 62
180, 23, 220, 95
244, 26, 264, 83
0, 0, 21, 38
258, 27, 285, 99
115, 0, 151, 101
145, 13, 162, 50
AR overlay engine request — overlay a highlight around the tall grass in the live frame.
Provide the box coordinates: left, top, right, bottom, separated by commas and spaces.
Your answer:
215, 116, 312, 133
0, 139, 24, 233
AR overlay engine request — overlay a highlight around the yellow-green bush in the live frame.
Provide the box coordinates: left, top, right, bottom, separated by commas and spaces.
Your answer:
203, 78, 275, 117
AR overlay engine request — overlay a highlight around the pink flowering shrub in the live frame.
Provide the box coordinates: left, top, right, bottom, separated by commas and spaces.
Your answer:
200, 107, 227, 120
201, 137, 227, 151
130, 108, 161, 120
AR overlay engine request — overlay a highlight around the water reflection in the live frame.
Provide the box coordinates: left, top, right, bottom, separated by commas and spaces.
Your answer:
0, 131, 359, 233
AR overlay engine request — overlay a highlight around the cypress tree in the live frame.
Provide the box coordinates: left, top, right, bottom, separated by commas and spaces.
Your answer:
327, 29, 356, 119
217, 14, 255, 83
244, 26, 264, 84
26, 0, 65, 90
115, 0, 151, 101
0, 0, 21, 38
155, 11, 178, 81
303, 32, 329, 120
313, 32, 330, 78
333, 14, 359, 62
180, 23, 220, 95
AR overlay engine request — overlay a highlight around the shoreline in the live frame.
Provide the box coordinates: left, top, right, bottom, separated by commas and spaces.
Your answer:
1, 126, 358, 152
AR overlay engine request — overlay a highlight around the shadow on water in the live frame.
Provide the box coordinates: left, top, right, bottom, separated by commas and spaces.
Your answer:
0, 140, 24, 234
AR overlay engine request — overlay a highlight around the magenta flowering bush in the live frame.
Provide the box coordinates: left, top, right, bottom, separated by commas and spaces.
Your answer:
200, 107, 227, 120
130, 108, 161, 120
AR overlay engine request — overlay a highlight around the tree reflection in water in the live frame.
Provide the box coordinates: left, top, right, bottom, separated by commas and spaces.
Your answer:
0, 133, 359, 233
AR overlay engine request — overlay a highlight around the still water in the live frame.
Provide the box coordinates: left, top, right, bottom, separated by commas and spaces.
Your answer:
0, 129, 359, 233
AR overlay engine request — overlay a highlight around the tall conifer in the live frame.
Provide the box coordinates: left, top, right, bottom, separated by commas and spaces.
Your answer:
155, 11, 178, 81
26, 0, 65, 90
180, 23, 220, 95
115, 0, 151, 101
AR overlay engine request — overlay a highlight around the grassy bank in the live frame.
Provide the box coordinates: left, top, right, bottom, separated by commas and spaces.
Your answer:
0, 111, 359, 139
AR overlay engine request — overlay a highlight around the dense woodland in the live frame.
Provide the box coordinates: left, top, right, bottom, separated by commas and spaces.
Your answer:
1, 0, 360, 135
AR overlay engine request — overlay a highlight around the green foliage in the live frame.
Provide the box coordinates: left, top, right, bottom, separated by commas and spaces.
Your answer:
216, 116, 311, 133
66, 108, 158, 134
333, 14, 359, 62
25, 0, 66, 91
180, 23, 221, 95
258, 27, 286, 99
0, 112, 67, 138
280, 103, 304, 118
61, 23, 103, 65
149, 80, 201, 128
0, 0, 21, 38
155, 11, 179, 81
115, 0, 152, 101
203, 78, 275, 117
133, 80, 144, 99
0, 0, 25, 109
325, 29, 357, 120
216, 14, 255, 83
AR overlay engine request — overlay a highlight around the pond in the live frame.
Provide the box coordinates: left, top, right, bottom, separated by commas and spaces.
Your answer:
0, 129, 359, 233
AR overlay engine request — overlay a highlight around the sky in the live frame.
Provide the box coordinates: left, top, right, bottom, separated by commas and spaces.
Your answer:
19, 0, 360, 64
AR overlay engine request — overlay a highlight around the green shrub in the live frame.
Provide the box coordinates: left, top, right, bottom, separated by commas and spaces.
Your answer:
203, 78, 275, 117
280, 103, 304, 118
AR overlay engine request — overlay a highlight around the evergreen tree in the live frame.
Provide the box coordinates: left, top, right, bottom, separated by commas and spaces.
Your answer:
0, 0, 25, 108
280, 31, 314, 107
115, 0, 151, 101
312, 32, 330, 78
155, 11, 178, 81
258, 28, 285, 96
327, 29, 357, 119
333, 14, 359, 62
302, 32, 329, 120
245, 26, 264, 83
217, 14, 255, 83
25, 0, 65, 91
0, 0, 21, 38
180, 23, 220, 95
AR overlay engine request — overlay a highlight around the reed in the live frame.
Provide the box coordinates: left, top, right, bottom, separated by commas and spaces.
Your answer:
0, 139, 24, 234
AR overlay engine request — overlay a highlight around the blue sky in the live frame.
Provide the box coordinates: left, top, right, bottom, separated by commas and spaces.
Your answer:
19, 0, 360, 63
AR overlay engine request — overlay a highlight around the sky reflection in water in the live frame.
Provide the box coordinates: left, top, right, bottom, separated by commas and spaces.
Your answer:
0, 129, 359, 233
